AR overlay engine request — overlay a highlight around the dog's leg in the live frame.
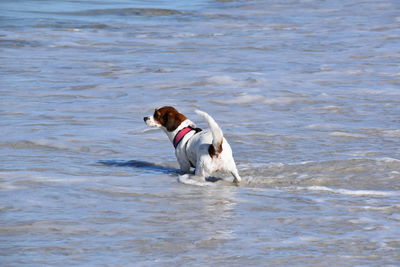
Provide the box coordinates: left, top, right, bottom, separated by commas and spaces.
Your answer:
178, 164, 212, 186
231, 169, 242, 185
179, 163, 191, 174
177, 157, 191, 174
194, 167, 207, 182
177, 156, 213, 186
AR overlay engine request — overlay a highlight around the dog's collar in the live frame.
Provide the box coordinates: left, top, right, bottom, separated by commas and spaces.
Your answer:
173, 126, 202, 148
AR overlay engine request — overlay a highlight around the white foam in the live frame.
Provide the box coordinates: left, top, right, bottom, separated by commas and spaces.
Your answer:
205, 76, 267, 87
296, 186, 400, 197
348, 217, 376, 224
319, 105, 345, 112
377, 157, 400, 163
356, 88, 400, 96
263, 97, 299, 105
329, 131, 366, 138
345, 69, 372, 75
206, 75, 238, 85
218, 94, 264, 105
304, 123, 343, 131
178, 174, 216, 187
211, 94, 300, 106
382, 129, 400, 137
172, 32, 197, 38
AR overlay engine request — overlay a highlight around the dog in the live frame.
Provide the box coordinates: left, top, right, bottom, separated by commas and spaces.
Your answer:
144, 106, 241, 185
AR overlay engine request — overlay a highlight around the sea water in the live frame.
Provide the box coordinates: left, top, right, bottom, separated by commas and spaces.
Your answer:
1, 0, 400, 266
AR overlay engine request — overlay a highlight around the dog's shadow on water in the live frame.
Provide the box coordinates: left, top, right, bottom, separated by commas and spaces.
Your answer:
98, 160, 223, 182
98, 160, 179, 175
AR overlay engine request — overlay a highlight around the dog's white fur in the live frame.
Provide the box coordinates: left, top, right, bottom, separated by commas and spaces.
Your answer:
145, 109, 241, 184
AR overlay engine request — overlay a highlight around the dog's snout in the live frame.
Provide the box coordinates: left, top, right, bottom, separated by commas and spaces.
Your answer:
144, 116, 149, 122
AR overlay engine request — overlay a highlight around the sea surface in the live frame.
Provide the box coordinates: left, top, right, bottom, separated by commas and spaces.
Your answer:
1, 0, 400, 266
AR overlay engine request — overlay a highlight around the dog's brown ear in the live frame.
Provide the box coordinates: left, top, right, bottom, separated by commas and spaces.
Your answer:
164, 111, 186, 132
164, 112, 177, 132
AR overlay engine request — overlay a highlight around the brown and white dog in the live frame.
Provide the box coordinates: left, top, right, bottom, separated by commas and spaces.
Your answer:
144, 106, 241, 185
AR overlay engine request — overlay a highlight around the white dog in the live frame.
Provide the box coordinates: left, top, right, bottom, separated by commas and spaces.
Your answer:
144, 106, 241, 185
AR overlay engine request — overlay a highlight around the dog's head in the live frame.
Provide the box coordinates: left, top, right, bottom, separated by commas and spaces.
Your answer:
144, 106, 187, 132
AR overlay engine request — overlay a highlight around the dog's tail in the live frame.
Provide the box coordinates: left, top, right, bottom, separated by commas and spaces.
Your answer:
195, 109, 223, 157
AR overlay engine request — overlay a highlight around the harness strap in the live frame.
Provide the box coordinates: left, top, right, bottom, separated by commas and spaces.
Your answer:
173, 126, 202, 148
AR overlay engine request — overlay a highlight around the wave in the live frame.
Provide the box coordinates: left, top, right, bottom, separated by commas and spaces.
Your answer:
0, 39, 41, 48
98, 157, 400, 191
56, 8, 188, 17
1, 140, 94, 154
211, 93, 321, 106
1, 140, 69, 151
240, 158, 400, 191
292, 186, 400, 197
203, 75, 267, 87
329, 131, 367, 138
35, 23, 110, 30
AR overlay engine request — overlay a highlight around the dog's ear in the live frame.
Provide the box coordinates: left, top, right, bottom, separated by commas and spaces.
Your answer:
164, 111, 177, 132
164, 111, 187, 132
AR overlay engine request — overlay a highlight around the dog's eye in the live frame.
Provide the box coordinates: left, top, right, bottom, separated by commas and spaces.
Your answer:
154, 110, 160, 119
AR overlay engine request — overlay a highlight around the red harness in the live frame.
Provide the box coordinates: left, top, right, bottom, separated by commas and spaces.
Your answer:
173, 127, 202, 148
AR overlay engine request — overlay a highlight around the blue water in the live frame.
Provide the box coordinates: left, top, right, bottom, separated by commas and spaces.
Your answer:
1, 0, 400, 266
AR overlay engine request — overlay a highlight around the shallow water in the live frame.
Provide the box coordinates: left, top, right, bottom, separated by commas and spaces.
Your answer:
1, 0, 400, 266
